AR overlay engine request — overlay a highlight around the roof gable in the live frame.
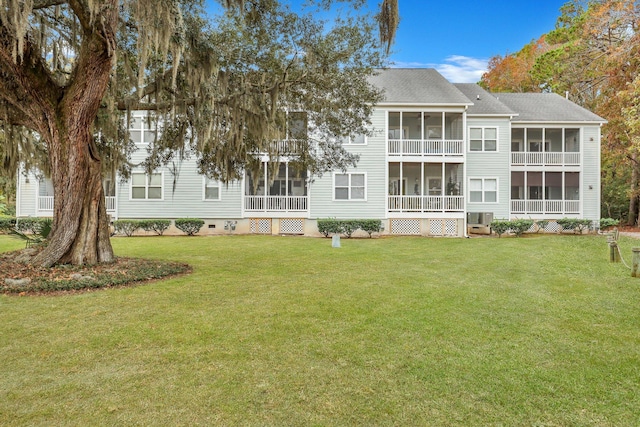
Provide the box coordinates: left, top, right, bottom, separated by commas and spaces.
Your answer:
369, 68, 472, 106
493, 93, 606, 123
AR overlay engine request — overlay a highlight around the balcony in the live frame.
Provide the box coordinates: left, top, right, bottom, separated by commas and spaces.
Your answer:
511, 152, 580, 166
245, 195, 308, 212
388, 195, 464, 213
253, 139, 307, 156
511, 199, 580, 215
388, 139, 464, 157
38, 196, 117, 214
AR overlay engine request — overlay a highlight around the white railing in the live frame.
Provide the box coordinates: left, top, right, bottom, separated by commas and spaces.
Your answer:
38, 196, 54, 211
244, 195, 308, 212
38, 196, 117, 212
388, 195, 464, 212
388, 139, 464, 156
511, 151, 581, 166
511, 199, 580, 214
105, 196, 116, 212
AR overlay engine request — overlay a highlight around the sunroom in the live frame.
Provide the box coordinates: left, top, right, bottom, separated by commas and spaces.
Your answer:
388, 162, 464, 213
510, 171, 580, 215
511, 127, 580, 166
387, 112, 464, 157
244, 160, 308, 215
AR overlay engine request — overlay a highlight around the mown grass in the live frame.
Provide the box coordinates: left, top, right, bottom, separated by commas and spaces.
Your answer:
1, 234, 639, 426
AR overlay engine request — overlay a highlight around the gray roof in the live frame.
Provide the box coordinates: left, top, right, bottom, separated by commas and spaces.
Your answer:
493, 93, 606, 123
369, 68, 472, 105
454, 83, 514, 116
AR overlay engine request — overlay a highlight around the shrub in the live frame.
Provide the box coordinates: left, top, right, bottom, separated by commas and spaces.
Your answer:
556, 218, 592, 234
139, 219, 171, 235
359, 219, 383, 238
317, 219, 383, 238
10, 217, 52, 246
535, 220, 549, 233
599, 218, 619, 230
175, 218, 204, 235
0, 216, 16, 233
114, 219, 141, 237
490, 219, 511, 237
341, 220, 360, 238
317, 219, 344, 237
15, 217, 49, 234
510, 219, 534, 237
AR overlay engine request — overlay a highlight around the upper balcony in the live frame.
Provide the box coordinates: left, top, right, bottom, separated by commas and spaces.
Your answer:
511, 127, 580, 167
387, 111, 464, 157
388, 139, 464, 157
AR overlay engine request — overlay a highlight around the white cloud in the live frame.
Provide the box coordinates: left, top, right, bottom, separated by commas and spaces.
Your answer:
391, 55, 489, 83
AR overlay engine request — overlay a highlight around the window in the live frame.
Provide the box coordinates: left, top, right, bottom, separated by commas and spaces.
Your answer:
128, 114, 156, 145
469, 178, 497, 203
334, 173, 365, 200
203, 177, 220, 200
342, 134, 366, 145
469, 127, 497, 152
131, 172, 162, 200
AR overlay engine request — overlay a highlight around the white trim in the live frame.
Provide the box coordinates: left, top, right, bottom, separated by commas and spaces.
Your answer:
333, 172, 367, 201
202, 176, 221, 201
468, 177, 499, 204
468, 126, 498, 153
129, 171, 164, 201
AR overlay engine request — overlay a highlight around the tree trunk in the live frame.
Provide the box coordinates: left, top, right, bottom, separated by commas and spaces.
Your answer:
29, 3, 118, 268
32, 124, 115, 267
629, 152, 640, 227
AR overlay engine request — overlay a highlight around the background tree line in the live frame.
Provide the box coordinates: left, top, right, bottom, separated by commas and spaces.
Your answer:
480, 0, 640, 225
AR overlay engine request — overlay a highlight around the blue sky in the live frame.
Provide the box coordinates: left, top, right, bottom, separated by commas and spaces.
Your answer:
207, 1, 569, 83
389, 1, 569, 82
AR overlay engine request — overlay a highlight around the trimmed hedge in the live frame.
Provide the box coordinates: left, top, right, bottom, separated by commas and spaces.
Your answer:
599, 218, 619, 230
0, 216, 16, 233
139, 219, 171, 235
556, 218, 592, 234
175, 218, 204, 235
113, 219, 141, 237
317, 219, 383, 238
489, 218, 534, 237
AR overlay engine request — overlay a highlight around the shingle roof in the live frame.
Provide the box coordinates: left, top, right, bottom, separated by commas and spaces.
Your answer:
493, 93, 606, 123
369, 68, 472, 105
453, 83, 514, 116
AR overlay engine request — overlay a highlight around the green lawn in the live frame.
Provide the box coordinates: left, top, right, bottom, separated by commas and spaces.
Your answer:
1, 234, 639, 426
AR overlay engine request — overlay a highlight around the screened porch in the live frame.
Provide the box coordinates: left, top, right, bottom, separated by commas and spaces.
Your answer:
388, 162, 464, 213
244, 161, 308, 213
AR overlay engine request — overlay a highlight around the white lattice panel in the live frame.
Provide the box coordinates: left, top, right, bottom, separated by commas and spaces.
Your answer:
280, 219, 304, 234
390, 219, 421, 235
250, 219, 272, 234
545, 221, 563, 233
429, 220, 443, 236
445, 219, 458, 236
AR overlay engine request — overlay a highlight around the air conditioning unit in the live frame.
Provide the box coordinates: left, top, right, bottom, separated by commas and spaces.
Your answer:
467, 212, 493, 226
467, 212, 494, 235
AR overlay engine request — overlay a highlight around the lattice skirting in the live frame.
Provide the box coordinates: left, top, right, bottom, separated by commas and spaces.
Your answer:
280, 218, 304, 235
429, 219, 459, 236
390, 219, 421, 235
543, 221, 563, 233
250, 218, 272, 234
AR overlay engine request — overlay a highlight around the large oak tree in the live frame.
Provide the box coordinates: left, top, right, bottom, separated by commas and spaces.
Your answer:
0, 0, 398, 266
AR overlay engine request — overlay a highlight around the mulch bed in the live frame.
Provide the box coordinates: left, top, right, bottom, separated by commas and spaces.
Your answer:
1, 247, 191, 295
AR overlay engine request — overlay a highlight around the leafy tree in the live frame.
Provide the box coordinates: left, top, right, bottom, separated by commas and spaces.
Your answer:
0, 0, 398, 266
480, 0, 640, 224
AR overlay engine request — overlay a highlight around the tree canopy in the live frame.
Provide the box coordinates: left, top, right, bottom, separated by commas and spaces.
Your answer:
0, 0, 398, 266
480, 0, 640, 224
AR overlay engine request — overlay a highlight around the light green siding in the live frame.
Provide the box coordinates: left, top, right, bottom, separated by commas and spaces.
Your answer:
465, 117, 511, 219
582, 125, 601, 220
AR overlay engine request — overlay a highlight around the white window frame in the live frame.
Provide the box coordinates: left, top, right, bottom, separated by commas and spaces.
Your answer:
128, 113, 157, 146
468, 177, 498, 203
469, 127, 498, 152
333, 172, 367, 201
202, 176, 221, 201
342, 134, 368, 145
130, 172, 164, 201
